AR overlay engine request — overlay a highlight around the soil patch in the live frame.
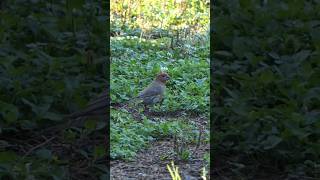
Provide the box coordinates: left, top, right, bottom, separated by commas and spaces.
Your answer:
111, 140, 209, 180
111, 109, 210, 180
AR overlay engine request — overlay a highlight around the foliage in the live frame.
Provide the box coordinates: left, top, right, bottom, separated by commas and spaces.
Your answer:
0, 150, 68, 179
212, 0, 320, 178
0, 0, 106, 131
111, 0, 209, 37
110, 33, 209, 162
110, 1, 209, 178
111, 108, 201, 160
0, 0, 107, 179
110, 109, 154, 159
111, 36, 209, 113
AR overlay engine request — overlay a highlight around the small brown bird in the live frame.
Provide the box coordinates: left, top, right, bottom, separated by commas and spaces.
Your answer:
68, 72, 170, 118
134, 72, 170, 107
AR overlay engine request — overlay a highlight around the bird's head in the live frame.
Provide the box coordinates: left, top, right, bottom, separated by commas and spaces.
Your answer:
155, 72, 170, 83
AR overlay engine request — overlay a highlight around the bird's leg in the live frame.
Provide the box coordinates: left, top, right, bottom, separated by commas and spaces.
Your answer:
143, 104, 150, 114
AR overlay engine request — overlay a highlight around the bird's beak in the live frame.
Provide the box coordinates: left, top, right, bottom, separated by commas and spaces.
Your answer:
166, 76, 170, 80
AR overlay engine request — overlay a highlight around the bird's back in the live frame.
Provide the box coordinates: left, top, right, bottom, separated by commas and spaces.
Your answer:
138, 81, 165, 105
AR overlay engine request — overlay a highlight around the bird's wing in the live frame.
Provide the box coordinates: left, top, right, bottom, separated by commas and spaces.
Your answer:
138, 83, 163, 98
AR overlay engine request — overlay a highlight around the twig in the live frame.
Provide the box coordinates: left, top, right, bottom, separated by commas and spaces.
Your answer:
23, 136, 56, 158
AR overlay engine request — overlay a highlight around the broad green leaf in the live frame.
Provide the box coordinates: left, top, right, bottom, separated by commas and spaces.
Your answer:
263, 135, 282, 150
36, 148, 52, 160
0, 101, 19, 123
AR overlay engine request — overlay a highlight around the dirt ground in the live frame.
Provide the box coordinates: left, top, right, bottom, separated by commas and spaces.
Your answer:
111, 140, 209, 180
110, 110, 210, 180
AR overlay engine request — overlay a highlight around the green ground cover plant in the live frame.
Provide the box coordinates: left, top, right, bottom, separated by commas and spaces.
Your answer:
111, 108, 201, 160
111, 36, 209, 113
110, 0, 209, 178
110, 34, 209, 161
212, 0, 320, 178
1, 1, 108, 179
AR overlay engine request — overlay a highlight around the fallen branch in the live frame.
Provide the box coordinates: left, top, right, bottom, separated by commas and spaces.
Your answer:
23, 136, 56, 158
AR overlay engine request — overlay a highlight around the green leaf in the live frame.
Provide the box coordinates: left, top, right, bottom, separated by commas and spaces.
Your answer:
262, 135, 282, 150
20, 120, 37, 130
84, 119, 97, 130
22, 98, 51, 117
259, 69, 275, 84
0, 151, 17, 163
35, 148, 52, 160
68, 0, 85, 9
43, 112, 63, 121
0, 101, 19, 123
94, 145, 106, 159
152, 63, 161, 74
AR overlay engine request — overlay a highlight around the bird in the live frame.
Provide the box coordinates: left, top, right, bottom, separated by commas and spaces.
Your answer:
68, 72, 170, 118
133, 72, 170, 110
